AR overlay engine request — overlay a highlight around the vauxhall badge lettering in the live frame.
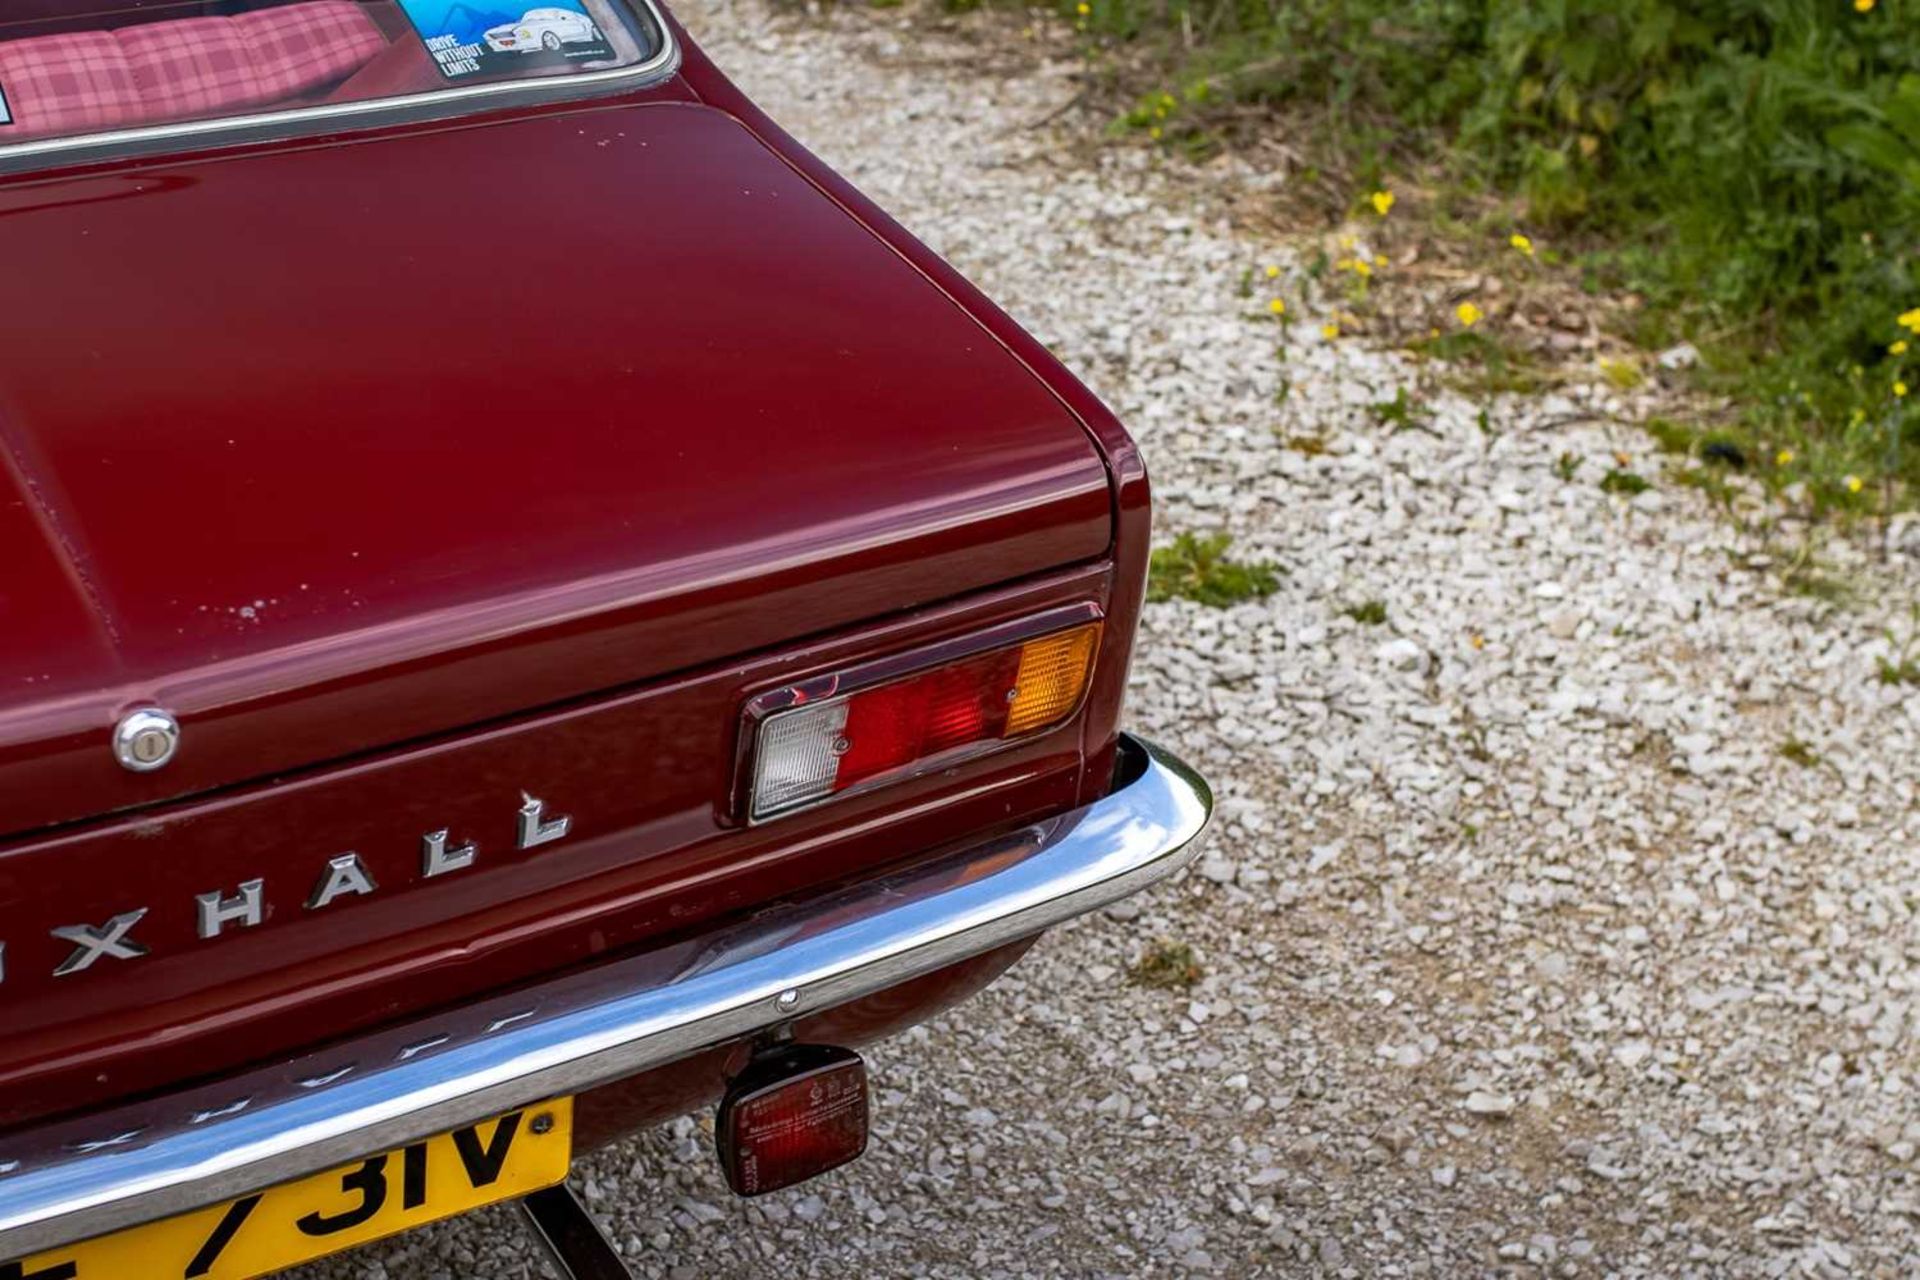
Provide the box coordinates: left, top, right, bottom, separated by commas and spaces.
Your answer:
6, 794, 572, 985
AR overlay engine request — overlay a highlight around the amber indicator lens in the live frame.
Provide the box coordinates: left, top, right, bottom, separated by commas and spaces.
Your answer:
750, 621, 1102, 820
716, 1044, 869, 1196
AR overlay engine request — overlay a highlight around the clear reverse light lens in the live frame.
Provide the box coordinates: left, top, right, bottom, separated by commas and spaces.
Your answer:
753, 699, 851, 816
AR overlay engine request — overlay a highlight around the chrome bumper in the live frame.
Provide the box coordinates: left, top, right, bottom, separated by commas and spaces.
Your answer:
0, 734, 1210, 1260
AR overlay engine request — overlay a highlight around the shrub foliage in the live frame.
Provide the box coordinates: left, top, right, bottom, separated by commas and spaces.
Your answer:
1075, 0, 1920, 496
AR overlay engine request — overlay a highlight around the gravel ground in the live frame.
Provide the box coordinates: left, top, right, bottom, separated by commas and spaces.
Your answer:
298, 3, 1920, 1275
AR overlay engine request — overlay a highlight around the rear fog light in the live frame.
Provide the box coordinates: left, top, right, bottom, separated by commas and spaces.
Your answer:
716, 1044, 869, 1196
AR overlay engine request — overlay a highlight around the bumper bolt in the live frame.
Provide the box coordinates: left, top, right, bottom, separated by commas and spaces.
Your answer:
531, 1112, 555, 1135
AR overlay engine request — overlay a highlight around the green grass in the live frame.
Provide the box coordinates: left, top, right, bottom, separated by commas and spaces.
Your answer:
1147, 532, 1282, 606
1876, 611, 1920, 683
1645, 417, 1701, 456
1342, 599, 1389, 625
1599, 468, 1653, 496
1408, 329, 1549, 396
1779, 737, 1823, 769
1667, 464, 1740, 511
1368, 387, 1434, 433
1048, 0, 1920, 508
1879, 655, 1920, 685
1784, 561, 1853, 604
1130, 939, 1204, 990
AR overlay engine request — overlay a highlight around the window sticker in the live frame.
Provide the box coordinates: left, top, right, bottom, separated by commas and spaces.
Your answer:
394, 2, 616, 79
0, 81, 12, 128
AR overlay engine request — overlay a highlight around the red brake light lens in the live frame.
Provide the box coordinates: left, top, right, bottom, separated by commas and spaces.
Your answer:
747, 620, 1101, 822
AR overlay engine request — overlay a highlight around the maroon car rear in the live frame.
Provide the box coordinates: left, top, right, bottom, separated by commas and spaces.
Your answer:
0, 1, 1209, 1274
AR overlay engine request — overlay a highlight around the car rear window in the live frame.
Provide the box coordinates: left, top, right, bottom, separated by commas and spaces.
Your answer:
0, 0, 669, 162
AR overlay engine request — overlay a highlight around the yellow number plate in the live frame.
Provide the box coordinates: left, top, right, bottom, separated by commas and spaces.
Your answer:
7, 1100, 572, 1280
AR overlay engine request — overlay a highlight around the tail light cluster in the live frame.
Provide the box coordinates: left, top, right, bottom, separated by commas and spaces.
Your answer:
744, 613, 1101, 823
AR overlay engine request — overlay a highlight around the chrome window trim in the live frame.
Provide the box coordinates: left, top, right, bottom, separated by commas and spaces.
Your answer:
0, 0, 680, 173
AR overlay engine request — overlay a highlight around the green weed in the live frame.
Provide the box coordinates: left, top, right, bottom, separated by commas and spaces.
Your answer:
1599, 469, 1652, 496
1645, 417, 1700, 456
1131, 940, 1204, 990
1779, 737, 1823, 769
1667, 465, 1740, 510
1368, 387, 1434, 433
1877, 609, 1920, 684
1411, 329, 1548, 396
1878, 656, 1920, 686
1147, 532, 1283, 606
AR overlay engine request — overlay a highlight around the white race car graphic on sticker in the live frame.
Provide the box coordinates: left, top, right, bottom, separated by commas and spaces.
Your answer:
483, 7, 600, 54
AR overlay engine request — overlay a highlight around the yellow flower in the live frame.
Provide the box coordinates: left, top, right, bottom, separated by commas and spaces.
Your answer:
1370, 191, 1395, 216
1901, 308, 1920, 332
1856, 0, 1875, 11
1456, 301, 1484, 328
1339, 235, 1357, 253
1148, 126, 1162, 140
1470, 633, 1486, 650
1269, 298, 1286, 316
1265, 264, 1280, 279
1898, 380, 1911, 398
1334, 257, 1355, 272
1076, 2, 1090, 13
1510, 233, 1535, 257
1322, 323, 1340, 340
1353, 259, 1373, 279
1894, 340, 1911, 356
1776, 448, 1795, 466
1846, 475, 1864, 493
